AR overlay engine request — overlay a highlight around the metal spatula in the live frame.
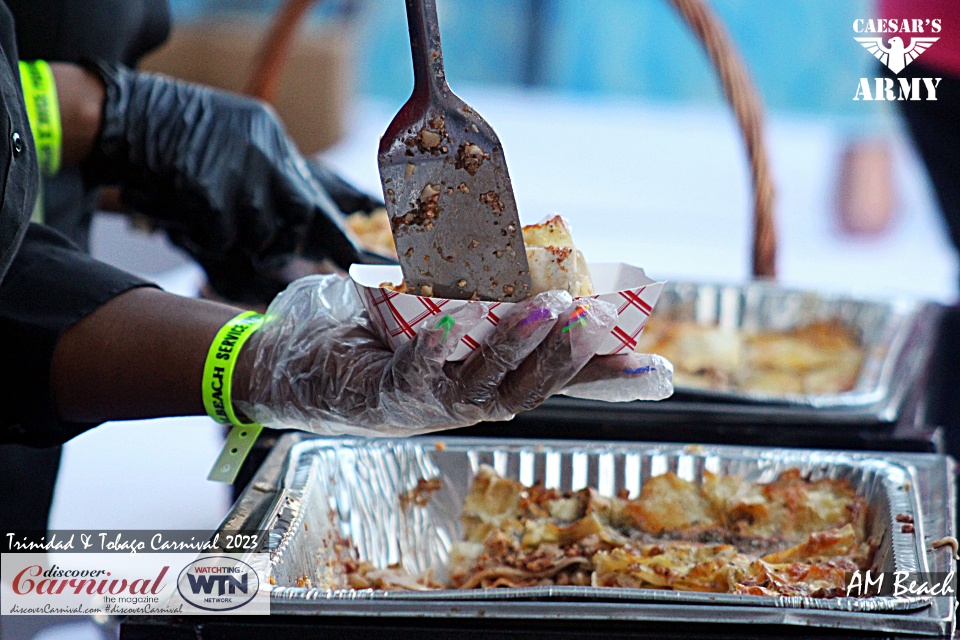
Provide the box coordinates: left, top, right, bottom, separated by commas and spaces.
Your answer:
378, 0, 532, 303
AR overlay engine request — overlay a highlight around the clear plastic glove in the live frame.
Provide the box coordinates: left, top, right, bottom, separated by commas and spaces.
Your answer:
236, 275, 670, 436
82, 60, 361, 284
561, 352, 673, 402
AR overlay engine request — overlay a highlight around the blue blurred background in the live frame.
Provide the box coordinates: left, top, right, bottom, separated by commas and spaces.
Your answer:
167, 0, 881, 121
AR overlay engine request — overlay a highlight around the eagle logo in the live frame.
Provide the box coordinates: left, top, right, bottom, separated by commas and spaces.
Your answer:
855, 36, 939, 74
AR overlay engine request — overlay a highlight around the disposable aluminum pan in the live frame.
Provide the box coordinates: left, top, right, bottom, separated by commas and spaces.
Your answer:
261, 438, 931, 612
644, 280, 929, 410
215, 434, 954, 635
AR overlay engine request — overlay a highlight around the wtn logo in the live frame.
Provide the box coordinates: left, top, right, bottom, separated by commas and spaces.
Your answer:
176, 557, 261, 612
186, 572, 249, 596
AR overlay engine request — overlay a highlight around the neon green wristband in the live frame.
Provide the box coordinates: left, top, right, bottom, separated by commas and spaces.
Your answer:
202, 311, 263, 427
203, 311, 265, 484
19, 60, 62, 176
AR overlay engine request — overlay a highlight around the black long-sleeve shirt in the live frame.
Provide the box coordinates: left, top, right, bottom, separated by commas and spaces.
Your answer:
0, 1, 35, 280
0, 1, 154, 447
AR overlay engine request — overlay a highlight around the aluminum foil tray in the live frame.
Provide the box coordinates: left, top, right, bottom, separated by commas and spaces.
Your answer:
237, 436, 954, 634
643, 281, 929, 410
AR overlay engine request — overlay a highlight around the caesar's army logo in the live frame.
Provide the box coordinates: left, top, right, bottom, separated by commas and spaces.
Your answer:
852, 18, 941, 101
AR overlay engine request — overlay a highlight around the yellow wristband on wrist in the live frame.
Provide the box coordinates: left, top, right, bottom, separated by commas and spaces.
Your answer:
19, 60, 62, 177
202, 311, 263, 427
203, 311, 265, 484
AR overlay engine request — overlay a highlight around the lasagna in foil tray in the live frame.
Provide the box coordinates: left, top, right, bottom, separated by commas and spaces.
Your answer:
636, 318, 864, 396
631, 281, 924, 407
264, 439, 929, 612
346, 465, 873, 597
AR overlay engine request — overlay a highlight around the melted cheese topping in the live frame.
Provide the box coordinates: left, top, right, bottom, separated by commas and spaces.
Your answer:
626, 473, 718, 534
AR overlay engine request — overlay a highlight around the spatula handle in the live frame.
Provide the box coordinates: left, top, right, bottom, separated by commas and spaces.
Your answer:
405, 0, 448, 97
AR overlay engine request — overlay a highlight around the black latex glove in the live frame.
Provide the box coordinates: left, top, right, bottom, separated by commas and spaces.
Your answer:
83, 60, 362, 277
306, 158, 383, 218
200, 160, 390, 306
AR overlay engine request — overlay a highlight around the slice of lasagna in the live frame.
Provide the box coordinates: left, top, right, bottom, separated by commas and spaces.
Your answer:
522, 215, 594, 297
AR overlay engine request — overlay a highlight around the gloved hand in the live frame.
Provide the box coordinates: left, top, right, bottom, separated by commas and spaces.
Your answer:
306, 158, 383, 217
196, 158, 387, 306
235, 275, 672, 436
83, 60, 362, 279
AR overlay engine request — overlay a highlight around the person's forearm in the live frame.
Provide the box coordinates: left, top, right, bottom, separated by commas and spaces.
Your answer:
49, 62, 104, 165
51, 288, 248, 423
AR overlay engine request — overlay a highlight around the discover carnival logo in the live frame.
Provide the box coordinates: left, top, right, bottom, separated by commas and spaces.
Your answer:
1, 551, 271, 615
852, 18, 941, 101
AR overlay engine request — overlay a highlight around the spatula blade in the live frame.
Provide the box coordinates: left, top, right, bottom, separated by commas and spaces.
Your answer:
378, 101, 531, 303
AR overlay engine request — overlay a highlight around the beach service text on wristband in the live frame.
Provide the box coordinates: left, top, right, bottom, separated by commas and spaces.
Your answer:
203, 311, 264, 483
18, 60, 62, 176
